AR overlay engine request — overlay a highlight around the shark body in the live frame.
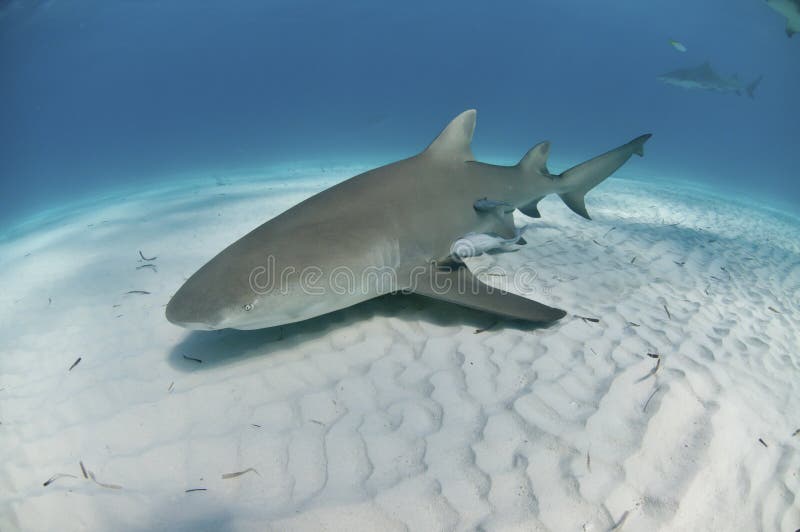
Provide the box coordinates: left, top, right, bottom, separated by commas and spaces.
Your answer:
766, 0, 800, 37
166, 110, 650, 330
658, 62, 763, 98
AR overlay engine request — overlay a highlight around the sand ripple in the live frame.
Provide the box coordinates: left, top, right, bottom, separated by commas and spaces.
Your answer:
1, 176, 799, 531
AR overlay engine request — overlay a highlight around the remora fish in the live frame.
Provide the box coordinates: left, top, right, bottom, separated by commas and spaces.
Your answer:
450, 229, 526, 259
166, 110, 650, 330
657, 61, 763, 98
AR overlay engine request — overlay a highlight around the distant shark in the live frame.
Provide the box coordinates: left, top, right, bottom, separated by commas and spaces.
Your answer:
166, 110, 650, 330
765, 0, 800, 37
657, 62, 763, 98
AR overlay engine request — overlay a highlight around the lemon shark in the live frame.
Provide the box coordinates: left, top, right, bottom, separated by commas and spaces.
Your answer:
166, 110, 650, 330
658, 62, 763, 98
765, 0, 800, 37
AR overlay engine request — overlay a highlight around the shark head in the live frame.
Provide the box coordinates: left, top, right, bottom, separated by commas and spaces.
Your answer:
166, 226, 362, 331
166, 256, 259, 331
165, 233, 288, 330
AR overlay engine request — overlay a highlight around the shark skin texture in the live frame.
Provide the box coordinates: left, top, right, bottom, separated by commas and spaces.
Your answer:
166, 110, 651, 331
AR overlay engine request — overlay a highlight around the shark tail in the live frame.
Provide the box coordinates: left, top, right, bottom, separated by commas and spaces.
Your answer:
552, 134, 651, 220
746, 75, 763, 99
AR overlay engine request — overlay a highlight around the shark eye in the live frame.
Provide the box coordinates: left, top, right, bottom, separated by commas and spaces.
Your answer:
243, 303, 253, 312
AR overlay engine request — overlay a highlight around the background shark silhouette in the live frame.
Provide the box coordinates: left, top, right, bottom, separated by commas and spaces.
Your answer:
657, 62, 763, 98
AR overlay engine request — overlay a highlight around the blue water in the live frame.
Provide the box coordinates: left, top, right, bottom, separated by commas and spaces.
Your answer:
1, 0, 798, 228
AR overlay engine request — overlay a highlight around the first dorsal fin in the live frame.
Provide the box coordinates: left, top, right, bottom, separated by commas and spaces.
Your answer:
424, 109, 476, 161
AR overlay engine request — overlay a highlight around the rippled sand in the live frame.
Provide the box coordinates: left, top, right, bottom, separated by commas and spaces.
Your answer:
1, 173, 798, 531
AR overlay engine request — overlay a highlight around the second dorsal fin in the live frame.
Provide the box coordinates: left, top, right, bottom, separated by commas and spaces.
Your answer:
518, 141, 551, 175
423, 109, 476, 161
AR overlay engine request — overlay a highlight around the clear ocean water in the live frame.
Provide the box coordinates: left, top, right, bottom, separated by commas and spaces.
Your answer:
1, 0, 798, 229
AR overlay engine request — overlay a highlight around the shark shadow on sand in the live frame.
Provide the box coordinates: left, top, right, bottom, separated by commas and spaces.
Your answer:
166, 292, 560, 371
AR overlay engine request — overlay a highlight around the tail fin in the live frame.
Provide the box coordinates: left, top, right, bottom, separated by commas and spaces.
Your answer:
557, 134, 651, 220
746, 75, 763, 99
630, 134, 650, 156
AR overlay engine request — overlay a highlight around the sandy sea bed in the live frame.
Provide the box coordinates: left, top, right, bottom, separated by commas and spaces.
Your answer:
1, 171, 799, 531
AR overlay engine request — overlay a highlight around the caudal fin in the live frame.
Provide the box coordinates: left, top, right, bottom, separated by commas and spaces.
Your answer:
557, 134, 651, 220
630, 134, 650, 156
746, 75, 763, 99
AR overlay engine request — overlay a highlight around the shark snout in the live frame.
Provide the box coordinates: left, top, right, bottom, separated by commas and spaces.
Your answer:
165, 278, 226, 330
165, 294, 219, 330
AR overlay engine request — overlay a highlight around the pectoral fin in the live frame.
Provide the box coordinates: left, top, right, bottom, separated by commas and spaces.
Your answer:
410, 267, 566, 323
